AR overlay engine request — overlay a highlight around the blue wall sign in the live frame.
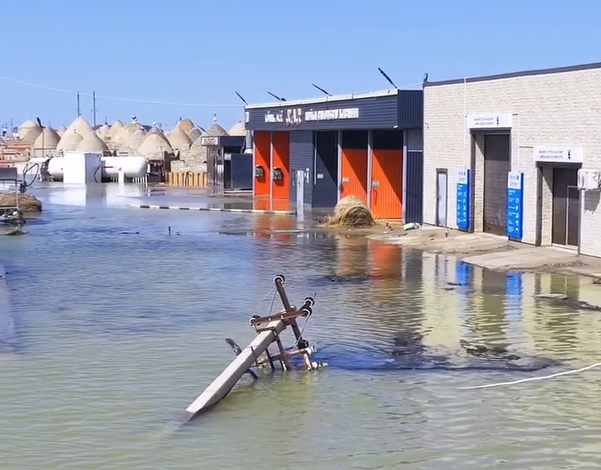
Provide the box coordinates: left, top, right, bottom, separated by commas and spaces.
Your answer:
506, 171, 524, 238
456, 169, 470, 229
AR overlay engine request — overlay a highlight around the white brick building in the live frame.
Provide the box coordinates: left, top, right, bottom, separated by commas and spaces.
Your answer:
423, 62, 601, 257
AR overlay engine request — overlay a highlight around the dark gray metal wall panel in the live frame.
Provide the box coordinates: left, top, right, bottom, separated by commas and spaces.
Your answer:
405, 152, 423, 223
313, 131, 338, 208
405, 128, 424, 223
230, 153, 253, 190
246, 95, 399, 131
289, 130, 314, 204
398, 91, 424, 129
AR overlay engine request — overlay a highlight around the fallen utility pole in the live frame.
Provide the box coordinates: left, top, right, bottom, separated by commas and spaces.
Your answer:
182, 275, 325, 422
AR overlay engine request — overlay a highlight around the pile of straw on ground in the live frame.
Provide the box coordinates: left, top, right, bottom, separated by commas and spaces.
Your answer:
0, 191, 42, 212
326, 195, 375, 227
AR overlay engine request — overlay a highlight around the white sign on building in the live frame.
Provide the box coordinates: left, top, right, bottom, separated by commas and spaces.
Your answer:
466, 114, 513, 129
304, 108, 360, 122
532, 146, 584, 164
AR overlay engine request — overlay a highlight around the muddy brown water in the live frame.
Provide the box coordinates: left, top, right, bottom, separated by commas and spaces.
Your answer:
1, 183, 601, 469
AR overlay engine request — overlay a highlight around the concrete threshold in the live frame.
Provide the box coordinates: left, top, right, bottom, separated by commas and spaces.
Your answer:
130, 204, 297, 216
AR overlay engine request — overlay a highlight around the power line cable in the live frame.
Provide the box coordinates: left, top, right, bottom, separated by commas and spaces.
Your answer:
0, 76, 243, 108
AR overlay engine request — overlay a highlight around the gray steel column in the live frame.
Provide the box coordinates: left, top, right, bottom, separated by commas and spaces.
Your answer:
402, 129, 408, 222
336, 130, 342, 202
244, 130, 253, 154
366, 130, 373, 209
269, 132, 273, 205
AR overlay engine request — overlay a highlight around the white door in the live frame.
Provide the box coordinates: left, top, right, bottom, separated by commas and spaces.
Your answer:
436, 171, 448, 227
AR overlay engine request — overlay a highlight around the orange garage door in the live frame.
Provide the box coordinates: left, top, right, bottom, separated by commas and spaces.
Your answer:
340, 148, 368, 204
370, 149, 403, 219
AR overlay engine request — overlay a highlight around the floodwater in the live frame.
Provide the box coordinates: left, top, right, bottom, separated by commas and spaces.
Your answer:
2, 183, 601, 469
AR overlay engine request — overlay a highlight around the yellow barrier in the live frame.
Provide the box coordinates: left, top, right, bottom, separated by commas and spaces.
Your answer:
167, 172, 208, 187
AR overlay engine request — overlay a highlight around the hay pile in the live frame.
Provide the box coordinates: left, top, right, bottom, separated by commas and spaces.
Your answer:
326, 195, 374, 227
0, 191, 42, 212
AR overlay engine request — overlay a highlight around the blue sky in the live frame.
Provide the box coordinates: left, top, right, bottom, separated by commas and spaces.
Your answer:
1, 0, 598, 130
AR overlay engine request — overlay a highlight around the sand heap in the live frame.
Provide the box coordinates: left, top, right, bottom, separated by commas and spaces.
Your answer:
64, 116, 93, 137
137, 132, 174, 159
111, 121, 144, 150
56, 132, 83, 151
18, 119, 38, 136
32, 127, 61, 156
176, 118, 196, 135
0, 191, 42, 212
167, 126, 192, 150
120, 128, 147, 153
18, 120, 43, 142
76, 132, 109, 152
57, 126, 67, 137
104, 120, 124, 143
186, 127, 202, 142
96, 124, 111, 140
228, 121, 246, 136
206, 123, 229, 136
326, 195, 375, 227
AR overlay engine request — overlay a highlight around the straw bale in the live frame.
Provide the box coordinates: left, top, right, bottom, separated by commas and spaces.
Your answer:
326, 195, 374, 227
56, 132, 83, 151
76, 132, 109, 152
176, 118, 196, 135
228, 121, 246, 136
0, 191, 42, 212
167, 126, 192, 150
206, 123, 229, 136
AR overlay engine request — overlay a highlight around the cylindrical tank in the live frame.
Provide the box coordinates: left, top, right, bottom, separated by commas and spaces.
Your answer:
101, 156, 148, 178
46, 155, 148, 180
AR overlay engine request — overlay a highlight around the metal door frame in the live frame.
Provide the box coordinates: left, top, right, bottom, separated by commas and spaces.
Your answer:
566, 184, 580, 250
436, 168, 448, 227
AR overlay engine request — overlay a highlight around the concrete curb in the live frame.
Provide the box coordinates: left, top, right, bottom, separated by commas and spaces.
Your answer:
130, 204, 297, 216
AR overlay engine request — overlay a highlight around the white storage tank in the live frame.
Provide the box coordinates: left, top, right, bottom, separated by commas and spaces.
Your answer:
46, 155, 148, 180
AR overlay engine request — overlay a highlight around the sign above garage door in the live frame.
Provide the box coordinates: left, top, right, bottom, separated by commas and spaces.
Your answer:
467, 114, 513, 129
533, 146, 584, 164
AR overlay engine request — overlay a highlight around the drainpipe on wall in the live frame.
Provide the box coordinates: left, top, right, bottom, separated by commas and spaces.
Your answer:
244, 130, 253, 154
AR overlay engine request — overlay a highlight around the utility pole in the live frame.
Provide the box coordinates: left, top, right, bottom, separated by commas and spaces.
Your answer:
92, 91, 97, 128
77, 92, 81, 116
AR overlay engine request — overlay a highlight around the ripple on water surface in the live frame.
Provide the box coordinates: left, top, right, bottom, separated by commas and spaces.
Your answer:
1, 185, 601, 469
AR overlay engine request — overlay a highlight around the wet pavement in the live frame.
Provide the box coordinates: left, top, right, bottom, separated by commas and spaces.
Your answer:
1, 182, 601, 469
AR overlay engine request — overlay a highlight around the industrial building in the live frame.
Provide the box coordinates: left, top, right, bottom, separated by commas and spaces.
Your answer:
423, 62, 601, 258
244, 89, 424, 221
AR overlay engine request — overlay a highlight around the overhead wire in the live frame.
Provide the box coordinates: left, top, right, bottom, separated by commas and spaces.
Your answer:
0, 76, 243, 108
0, 75, 426, 109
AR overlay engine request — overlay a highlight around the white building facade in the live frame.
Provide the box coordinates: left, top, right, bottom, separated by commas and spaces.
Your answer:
423, 62, 601, 258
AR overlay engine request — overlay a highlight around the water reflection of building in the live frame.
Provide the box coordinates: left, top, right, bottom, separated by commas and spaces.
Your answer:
252, 215, 295, 241
419, 254, 462, 348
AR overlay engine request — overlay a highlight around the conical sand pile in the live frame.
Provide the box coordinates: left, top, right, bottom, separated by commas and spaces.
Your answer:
137, 133, 174, 159
76, 132, 109, 152
206, 123, 229, 136
64, 116, 93, 137
176, 118, 195, 135
33, 127, 61, 156
57, 132, 83, 151
57, 126, 67, 137
228, 121, 246, 136
186, 127, 202, 142
167, 126, 192, 150
96, 124, 111, 140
